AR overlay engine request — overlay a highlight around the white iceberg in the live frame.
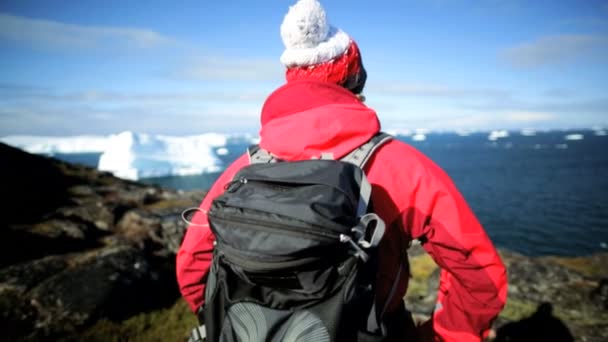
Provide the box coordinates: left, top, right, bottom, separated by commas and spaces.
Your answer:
455, 129, 473, 137
385, 129, 412, 137
488, 130, 509, 141
520, 128, 536, 136
412, 133, 426, 142
216, 147, 229, 156
564, 134, 584, 141
98, 131, 225, 180
0, 135, 108, 154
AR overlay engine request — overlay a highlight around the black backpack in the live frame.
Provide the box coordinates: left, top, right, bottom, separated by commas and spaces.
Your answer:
192, 133, 398, 342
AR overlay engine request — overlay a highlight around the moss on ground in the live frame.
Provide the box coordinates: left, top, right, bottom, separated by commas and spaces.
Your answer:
69, 299, 197, 342
542, 254, 608, 278
405, 253, 438, 299
498, 298, 538, 321
63, 251, 608, 341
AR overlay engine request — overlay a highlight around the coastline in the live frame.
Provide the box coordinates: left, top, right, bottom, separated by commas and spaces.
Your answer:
1, 142, 606, 341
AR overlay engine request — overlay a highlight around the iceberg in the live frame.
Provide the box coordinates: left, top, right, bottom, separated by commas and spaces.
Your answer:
0, 135, 109, 154
385, 129, 412, 137
98, 131, 225, 181
488, 130, 509, 141
594, 130, 607, 136
2, 131, 256, 180
564, 134, 584, 141
520, 128, 537, 136
412, 133, 426, 142
455, 129, 473, 137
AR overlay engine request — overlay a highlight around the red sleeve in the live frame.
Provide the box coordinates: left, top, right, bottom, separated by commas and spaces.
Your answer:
406, 151, 508, 341
176, 154, 249, 313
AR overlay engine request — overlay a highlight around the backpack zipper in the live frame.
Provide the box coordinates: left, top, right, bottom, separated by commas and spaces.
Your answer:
209, 210, 343, 241
225, 176, 358, 213
218, 243, 326, 272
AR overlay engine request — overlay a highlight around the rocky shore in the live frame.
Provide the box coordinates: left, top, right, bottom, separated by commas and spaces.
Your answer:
1, 142, 606, 341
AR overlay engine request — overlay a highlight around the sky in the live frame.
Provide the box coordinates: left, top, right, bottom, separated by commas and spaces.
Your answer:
0, 0, 607, 136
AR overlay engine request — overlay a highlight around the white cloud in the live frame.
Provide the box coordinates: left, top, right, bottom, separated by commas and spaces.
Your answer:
501, 34, 608, 68
0, 13, 177, 50
505, 111, 555, 122
174, 57, 283, 82
0, 85, 270, 104
367, 82, 508, 99
0, 88, 263, 135
368, 83, 466, 97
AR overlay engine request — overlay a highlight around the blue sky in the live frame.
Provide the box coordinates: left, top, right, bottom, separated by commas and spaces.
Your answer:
1, 0, 607, 136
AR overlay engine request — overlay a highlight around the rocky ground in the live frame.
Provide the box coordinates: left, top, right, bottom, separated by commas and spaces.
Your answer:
0, 143, 203, 341
1, 142, 606, 341
405, 241, 608, 341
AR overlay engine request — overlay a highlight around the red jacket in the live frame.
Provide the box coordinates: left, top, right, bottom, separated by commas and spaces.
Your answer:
176, 80, 507, 342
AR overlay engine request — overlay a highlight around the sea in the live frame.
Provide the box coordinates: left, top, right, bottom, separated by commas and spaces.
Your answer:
53, 130, 608, 257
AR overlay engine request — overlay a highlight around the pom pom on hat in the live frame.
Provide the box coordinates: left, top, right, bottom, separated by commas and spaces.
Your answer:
280, 0, 351, 67
280, 0, 367, 94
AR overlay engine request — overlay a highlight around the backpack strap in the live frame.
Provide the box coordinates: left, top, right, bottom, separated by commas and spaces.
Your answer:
248, 144, 277, 164
341, 132, 392, 217
342, 132, 393, 337
340, 132, 393, 169
249, 132, 392, 166
188, 323, 206, 342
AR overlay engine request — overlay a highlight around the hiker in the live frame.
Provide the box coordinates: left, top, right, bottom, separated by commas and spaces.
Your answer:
177, 0, 507, 341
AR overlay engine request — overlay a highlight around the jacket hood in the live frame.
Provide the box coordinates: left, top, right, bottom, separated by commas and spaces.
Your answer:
259, 80, 380, 160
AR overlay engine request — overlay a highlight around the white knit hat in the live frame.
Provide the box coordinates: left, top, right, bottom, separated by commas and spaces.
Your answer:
280, 0, 351, 67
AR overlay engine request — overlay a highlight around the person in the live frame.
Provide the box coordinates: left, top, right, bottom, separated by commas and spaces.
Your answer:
176, 0, 507, 341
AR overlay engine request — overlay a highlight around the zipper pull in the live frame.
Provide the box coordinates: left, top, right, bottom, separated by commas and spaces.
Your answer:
224, 177, 248, 192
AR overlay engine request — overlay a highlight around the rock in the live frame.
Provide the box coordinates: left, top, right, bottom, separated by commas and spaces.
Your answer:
54, 203, 115, 232
0, 254, 70, 291
0, 143, 195, 339
590, 278, 608, 310
115, 198, 199, 255
27, 246, 152, 337
404, 246, 608, 341
494, 302, 575, 342
0, 284, 38, 341
1, 222, 101, 268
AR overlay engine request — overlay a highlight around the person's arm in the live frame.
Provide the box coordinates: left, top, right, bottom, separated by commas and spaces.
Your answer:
406, 154, 507, 342
176, 154, 249, 312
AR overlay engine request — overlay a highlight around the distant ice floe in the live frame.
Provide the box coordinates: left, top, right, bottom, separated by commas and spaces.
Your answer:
412, 133, 426, 141
385, 129, 412, 137
488, 130, 509, 141
1, 131, 253, 181
564, 134, 584, 141
520, 128, 537, 136
385, 128, 428, 141
455, 129, 473, 137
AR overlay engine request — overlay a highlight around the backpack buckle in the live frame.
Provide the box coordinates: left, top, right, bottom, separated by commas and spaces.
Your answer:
340, 234, 370, 262
341, 213, 386, 261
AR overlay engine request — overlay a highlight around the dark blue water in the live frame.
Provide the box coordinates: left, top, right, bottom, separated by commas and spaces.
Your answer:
54, 130, 608, 257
